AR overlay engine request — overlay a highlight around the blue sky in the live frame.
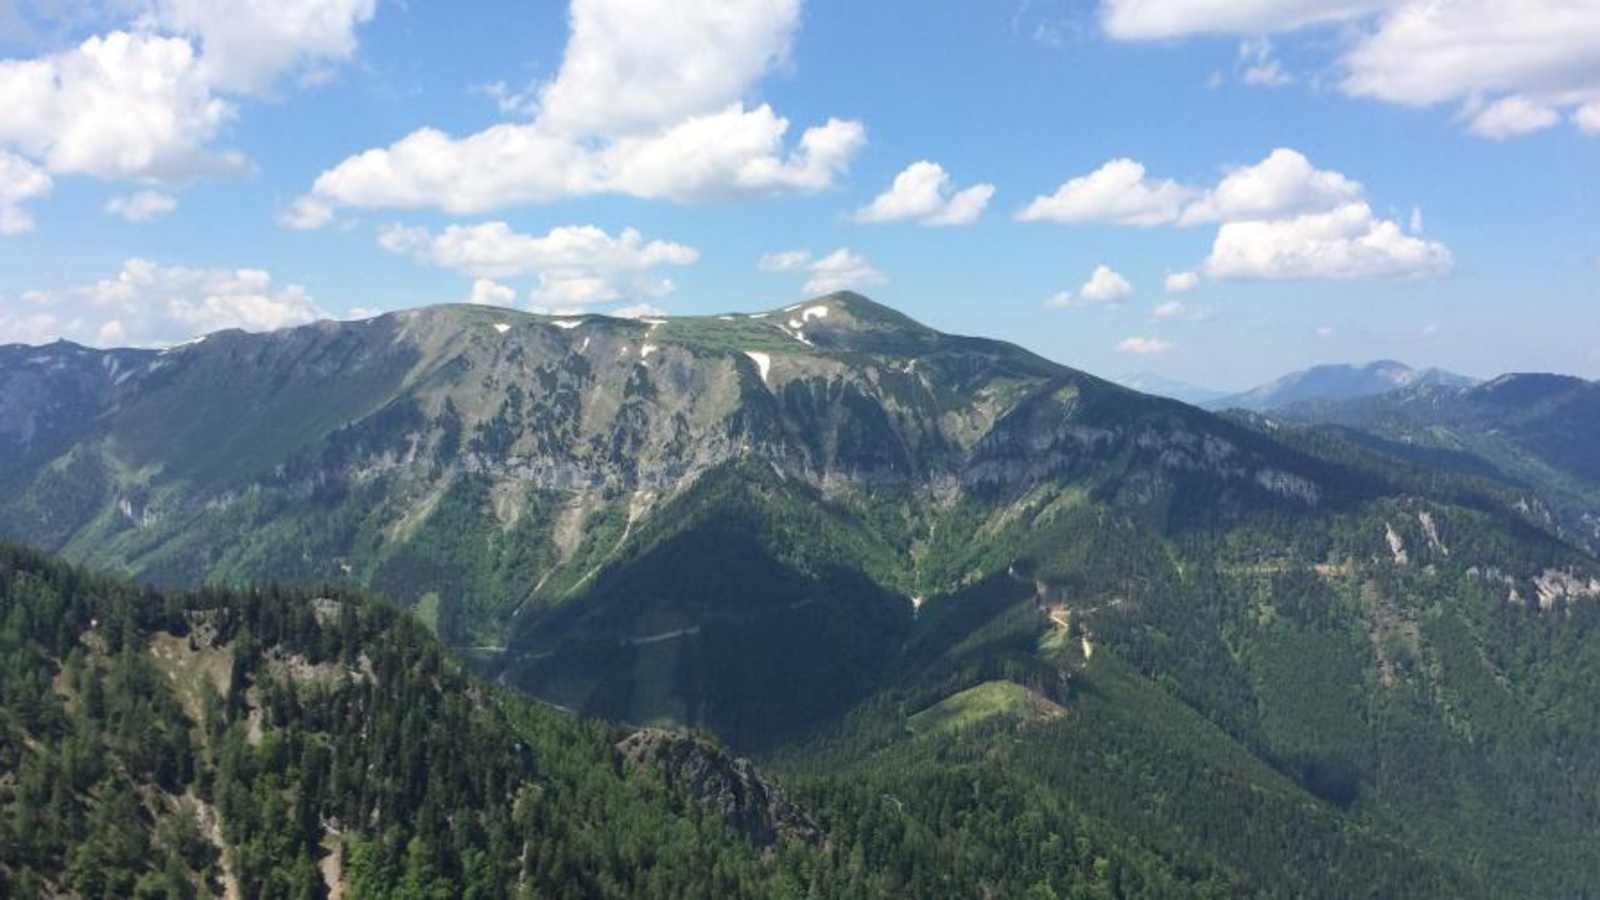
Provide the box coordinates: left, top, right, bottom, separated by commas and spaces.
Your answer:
0, 0, 1596, 390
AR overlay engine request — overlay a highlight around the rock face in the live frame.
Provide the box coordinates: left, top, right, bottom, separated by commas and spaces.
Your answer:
616, 729, 824, 849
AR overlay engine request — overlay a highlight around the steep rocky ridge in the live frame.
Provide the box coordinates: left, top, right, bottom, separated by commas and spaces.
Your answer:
616, 728, 824, 849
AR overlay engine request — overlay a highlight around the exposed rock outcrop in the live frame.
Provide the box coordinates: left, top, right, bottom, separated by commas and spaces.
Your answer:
616, 729, 824, 850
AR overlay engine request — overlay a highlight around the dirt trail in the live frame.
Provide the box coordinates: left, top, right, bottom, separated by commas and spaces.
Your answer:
623, 626, 701, 646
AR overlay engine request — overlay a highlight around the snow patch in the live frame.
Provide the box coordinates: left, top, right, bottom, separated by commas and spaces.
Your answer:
784, 303, 803, 312
550, 319, 583, 329
640, 343, 658, 359
580, 336, 590, 352
159, 335, 206, 355
717, 315, 736, 321
802, 305, 829, 322
492, 322, 511, 334
750, 312, 770, 319
787, 317, 803, 329
744, 351, 771, 384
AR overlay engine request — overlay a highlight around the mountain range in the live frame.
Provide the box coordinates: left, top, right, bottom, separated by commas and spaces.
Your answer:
3, 294, 1600, 896
1202, 360, 1477, 412
1112, 372, 1229, 406
1269, 372, 1600, 556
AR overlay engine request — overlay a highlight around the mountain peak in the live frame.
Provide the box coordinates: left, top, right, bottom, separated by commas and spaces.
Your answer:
753, 292, 937, 336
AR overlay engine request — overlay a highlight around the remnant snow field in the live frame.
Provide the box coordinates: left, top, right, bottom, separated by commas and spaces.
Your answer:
744, 351, 772, 383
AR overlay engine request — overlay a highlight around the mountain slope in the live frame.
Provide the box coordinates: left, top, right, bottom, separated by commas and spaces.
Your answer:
0, 543, 835, 898
1206, 360, 1475, 412
1273, 373, 1600, 553
2, 542, 1364, 898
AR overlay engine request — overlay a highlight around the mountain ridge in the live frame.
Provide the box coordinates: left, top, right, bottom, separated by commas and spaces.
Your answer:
1205, 359, 1477, 412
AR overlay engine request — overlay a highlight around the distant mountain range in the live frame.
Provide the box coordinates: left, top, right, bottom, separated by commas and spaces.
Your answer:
1272, 372, 1600, 555
1114, 372, 1229, 406
1204, 360, 1477, 412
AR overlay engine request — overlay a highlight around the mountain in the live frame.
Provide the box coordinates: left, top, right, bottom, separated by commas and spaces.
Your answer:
1273, 372, 1600, 554
1205, 360, 1476, 412
1113, 371, 1228, 405
4, 294, 1600, 896
0, 543, 859, 898
0, 292, 1356, 745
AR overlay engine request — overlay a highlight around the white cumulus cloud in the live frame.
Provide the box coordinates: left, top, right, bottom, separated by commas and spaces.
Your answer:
467, 278, 517, 307
1179, 148, 1363, 225
1018, 158, 1196, 226
853, 161, 995, 226
1116, 336, 1174, 355
535, 0, 800, 137
277, 196, 335, 230
1046, 264, 1133, 308
1023, 149, 1362, 229
0, 150, 51, 234
1203, 202, 1453, 280
758, 249, 813, 272
380, 221, 698, 309
801, 248, 887, 295
1101, 0, 1600, 139
301, 105, 863, 216
760, 247, 886, 295
1151, 300, 1215, 322
150, 0, 376, 95
291, 0, 864, 222
0, 0, 374, 225
610, 302, 671, 319
1164, 271, 1200, 293
4, 258, 326, 346
105, 189, 177, 222
0, 31, 241, 181
1466, 95, 1562, 139
1578, 101, 1600, 133
1025, 148, 1451, 282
